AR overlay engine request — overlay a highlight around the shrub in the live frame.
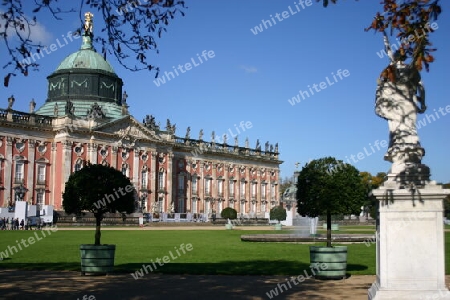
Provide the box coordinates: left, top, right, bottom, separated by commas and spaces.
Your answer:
221, 207, 237, 220
270, 205, 287, 223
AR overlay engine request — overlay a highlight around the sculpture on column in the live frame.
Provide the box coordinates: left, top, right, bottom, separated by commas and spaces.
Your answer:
375, 32, 429, 186
7, 95, 15, 110
29, 98, 36, 113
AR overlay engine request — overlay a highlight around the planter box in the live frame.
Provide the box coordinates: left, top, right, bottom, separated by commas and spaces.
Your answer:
80, 244, 115, 275
309, 246, 347, 279
274, 223, 282, 230
225, 224, 233, 230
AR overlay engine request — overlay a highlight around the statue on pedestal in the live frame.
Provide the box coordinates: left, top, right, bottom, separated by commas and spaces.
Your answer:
375, 32, 429, 186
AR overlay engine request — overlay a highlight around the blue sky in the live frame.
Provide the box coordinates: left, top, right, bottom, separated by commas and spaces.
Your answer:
1, 1, 449, 183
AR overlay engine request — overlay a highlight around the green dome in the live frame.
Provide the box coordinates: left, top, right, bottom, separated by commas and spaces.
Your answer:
55, 36, 115, 74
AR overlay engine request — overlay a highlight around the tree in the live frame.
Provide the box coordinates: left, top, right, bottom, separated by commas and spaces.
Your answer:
360, 171, 387, 219
270, 205, 287, 224
296, 157, 367, 247
1, 0, 185, 86
319, 0, 441, 72
220, 207, 237, 220
63, 163, 136, 245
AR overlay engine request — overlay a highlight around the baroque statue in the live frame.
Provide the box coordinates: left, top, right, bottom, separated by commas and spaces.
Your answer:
374, 32, 429, 185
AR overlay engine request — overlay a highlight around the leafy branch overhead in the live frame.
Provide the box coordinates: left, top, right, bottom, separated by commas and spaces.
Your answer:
319, 0, 441, 72
1, 0, 185, 86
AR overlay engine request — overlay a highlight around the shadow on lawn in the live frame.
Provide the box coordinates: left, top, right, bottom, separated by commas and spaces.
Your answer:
0, 263, 373, 300
0, 260, 368, 276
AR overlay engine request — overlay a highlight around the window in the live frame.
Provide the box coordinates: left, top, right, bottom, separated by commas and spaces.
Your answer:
192, 177, 198, 195
158, 197, 164, 212
251, 182, 257, 199
271, 183, 276, 199
141, 171, 148, 189
37, 165, 46, 184
260, 201, 266, 213
36, 192, 44, 208
240, 201, 245, 214
158, 171, 165, 190
261, 183, 266, 200
218, 180, 223, 197
178, 175, 185, 191
178, 198, 185, 213
229, 180, 235, 197
74, 159, 83, 172
192, 199, 197, 213
15, 162, 24, 183
121, 163, 129, 177
205, 178, 211, 196
240, 180, 246, 199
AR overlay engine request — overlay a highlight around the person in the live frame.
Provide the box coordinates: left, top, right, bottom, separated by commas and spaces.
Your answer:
20, 219, 24, 230
15, 218, 19, 230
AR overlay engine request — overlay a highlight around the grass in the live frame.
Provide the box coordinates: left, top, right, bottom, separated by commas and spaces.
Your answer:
0, 228, 448, 276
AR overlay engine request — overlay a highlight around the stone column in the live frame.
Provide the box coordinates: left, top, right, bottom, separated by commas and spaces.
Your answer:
368, 184, 450, 299
4, 137, 13, 203
62, 140, 72, 189
166, 151, 173, 212
110, 146, 118, 168
50, 142, 57, 205
133, 148, 139, 186
199, 162, 204, 213
27, 139, 36, 201
186, 160, 191, 212
150, 151, 156, 208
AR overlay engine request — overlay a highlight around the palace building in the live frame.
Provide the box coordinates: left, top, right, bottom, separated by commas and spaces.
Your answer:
0, 15, 282, 218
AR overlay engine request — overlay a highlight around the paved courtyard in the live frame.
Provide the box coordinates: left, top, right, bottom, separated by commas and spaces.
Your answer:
0, 269, 376, 300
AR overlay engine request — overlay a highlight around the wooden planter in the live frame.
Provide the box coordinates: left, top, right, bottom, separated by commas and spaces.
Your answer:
80, 244, 116, 275
309, 246, 347, 279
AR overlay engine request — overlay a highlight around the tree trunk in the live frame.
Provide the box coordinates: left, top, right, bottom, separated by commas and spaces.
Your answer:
327, 209, 332, 247
94, 213, 102, 246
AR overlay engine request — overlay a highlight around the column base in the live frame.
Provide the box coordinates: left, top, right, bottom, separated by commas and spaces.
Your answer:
369, 281, 450, 300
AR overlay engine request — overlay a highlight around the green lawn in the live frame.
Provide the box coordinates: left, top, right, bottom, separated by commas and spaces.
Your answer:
0, 229, 448, 276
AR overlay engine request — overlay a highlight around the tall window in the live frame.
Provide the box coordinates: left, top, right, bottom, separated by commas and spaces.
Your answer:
261, 183, 266, 200
121, 163, 129, 177
240, 180, 246, 199
15, 162, 24, 183
37, 165, 46, 184
178, 175, 185, 192
158, 197, 164, 212
192, 199, 197, 213
74, 159, 83, 172
36, 192, 44, 208
229, 180, 235, 197
205, 178, 211, 196
141, 171, 148, 189
192, 177, 198, 195
260, 201, 266, 213
251, 182, 257, 199
217, 180, 223, 197
240, 201, 245, 214
158, 170, 165, 190
178, 198, 185, 213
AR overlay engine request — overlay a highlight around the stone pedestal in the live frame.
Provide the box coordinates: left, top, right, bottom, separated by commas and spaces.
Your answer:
368, 184, 450, 299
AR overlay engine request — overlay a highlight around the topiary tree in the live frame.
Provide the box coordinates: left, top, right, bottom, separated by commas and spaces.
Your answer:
297, 157, 366, 247
221, 207, 237, 220
63, 163, 136, 245
270, 205, 287, 224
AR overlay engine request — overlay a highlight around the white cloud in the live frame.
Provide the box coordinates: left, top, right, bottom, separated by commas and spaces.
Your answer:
0, 10, 53, 45
240, 65, 258, 73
